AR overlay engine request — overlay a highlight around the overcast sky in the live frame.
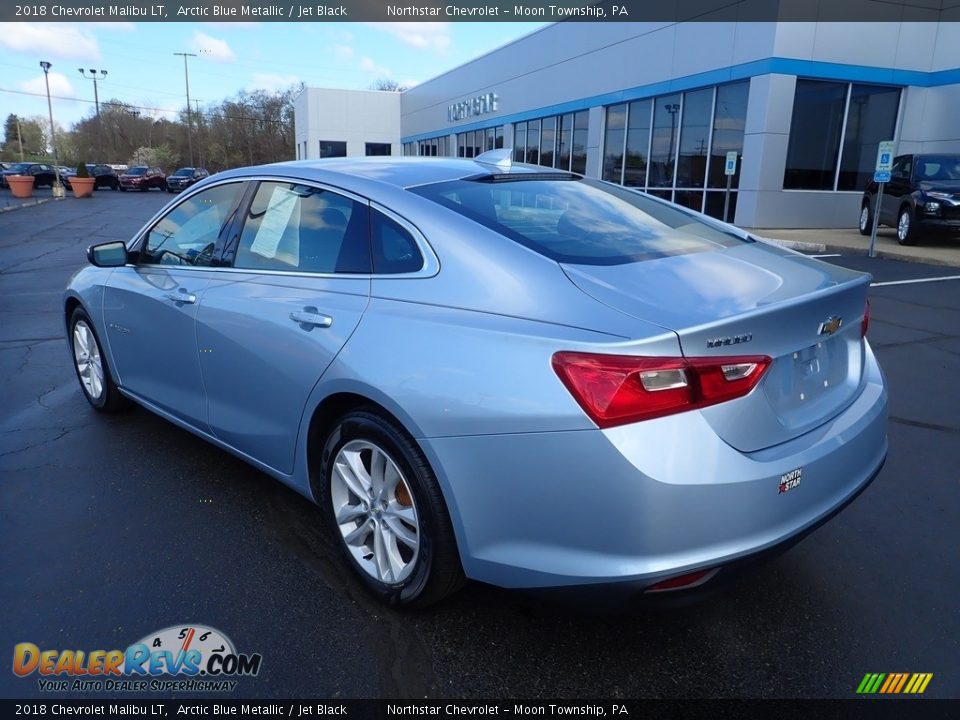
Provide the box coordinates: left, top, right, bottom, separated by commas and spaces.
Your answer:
0, 21, 547, 128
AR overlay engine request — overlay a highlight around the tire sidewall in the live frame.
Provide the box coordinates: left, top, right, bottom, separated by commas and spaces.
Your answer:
318, 412, 437, 605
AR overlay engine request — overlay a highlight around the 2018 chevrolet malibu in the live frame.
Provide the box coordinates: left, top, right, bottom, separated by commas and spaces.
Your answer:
64, 151, 888, 606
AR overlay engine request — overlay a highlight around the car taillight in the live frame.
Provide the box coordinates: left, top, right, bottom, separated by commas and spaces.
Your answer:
861, 298, 870, 337
552, 351, 771, 428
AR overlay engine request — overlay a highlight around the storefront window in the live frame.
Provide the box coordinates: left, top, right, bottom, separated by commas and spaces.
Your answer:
676, 88, 713, 189
602, 105, 627, 183
624, 99, 651, 188
784, 80, 900, 191
708, 82, 749, 189
650, 93, 682, 188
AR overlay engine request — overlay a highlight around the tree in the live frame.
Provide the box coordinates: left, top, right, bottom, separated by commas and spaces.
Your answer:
370, 78, 407, 92
1, 114, 46, 161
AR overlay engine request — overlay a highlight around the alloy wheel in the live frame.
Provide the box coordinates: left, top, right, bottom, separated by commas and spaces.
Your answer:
898, 211, 910, 241
330, 439, 420, 584
859, 206, 870, 232
73, 321, 104, 401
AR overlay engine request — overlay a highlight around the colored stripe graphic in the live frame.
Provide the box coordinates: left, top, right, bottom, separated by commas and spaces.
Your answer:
857, 672, 932, 694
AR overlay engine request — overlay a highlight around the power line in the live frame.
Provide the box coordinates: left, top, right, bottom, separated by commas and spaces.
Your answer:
0, 86, 291, 126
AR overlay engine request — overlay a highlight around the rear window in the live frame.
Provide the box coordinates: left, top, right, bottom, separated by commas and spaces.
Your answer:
410, 176, 748, 265
127, 167, 146, 176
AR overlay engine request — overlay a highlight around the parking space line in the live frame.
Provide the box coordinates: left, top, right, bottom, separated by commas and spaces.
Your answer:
871, 275, 960, 287
811, 253, 843, 258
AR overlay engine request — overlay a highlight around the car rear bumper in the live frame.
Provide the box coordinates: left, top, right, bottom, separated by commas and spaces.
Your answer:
422, 343, 888, 590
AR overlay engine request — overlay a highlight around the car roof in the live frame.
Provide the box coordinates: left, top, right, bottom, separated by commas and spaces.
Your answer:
218, 156, 576, 191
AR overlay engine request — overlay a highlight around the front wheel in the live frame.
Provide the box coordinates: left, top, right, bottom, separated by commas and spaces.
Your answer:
897, 207, 917, 246
318, 409, 464, 607
69, 307, 130, 413
858, 203, 873, 236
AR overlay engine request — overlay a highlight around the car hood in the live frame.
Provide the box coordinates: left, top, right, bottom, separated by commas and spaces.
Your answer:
918, 181, 960, 195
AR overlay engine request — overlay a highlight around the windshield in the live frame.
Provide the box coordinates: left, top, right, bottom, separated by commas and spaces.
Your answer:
915, 156, 960, 182
8, 163, 31, 173
126, 167, 147, 176
173, 168, 194, 176
410, 176, 748, 265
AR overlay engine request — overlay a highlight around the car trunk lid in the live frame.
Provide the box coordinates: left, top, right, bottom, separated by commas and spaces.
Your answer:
562, 241, 871, 452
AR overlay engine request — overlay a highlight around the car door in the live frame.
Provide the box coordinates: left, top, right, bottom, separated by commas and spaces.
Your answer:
881, 155, 912, 224
196, 180, 372, 474
102, 181, 248, 429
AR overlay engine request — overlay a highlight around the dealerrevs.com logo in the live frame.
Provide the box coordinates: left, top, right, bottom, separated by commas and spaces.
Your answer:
13, 624, 262, 692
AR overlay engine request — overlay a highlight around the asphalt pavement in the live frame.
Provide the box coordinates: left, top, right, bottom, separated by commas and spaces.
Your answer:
1, 191, 958, 700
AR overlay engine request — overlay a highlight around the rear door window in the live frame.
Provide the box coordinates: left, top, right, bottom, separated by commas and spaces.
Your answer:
233, 181, 371, 274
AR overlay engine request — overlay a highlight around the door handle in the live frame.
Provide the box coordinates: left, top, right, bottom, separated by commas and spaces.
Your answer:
164, 288, 197, 305
290, 307, 333, 328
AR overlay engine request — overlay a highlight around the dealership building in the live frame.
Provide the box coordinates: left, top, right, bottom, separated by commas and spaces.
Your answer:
293, 15, 960, 228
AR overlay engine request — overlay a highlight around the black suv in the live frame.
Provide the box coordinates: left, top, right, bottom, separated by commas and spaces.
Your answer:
859, 153, 960, 245
64, 164, 120, 191
0, 162, 57, 189
165, 167, 209, 193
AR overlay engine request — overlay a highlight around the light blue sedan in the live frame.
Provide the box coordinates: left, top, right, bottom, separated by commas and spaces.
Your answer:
64, 151, 887, 605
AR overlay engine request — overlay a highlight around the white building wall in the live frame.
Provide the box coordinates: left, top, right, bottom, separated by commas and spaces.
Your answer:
294, 88, 401, 159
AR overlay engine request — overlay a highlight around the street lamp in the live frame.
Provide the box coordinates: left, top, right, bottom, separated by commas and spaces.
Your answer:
39, 61, 64, 199
79, 68, 108, 160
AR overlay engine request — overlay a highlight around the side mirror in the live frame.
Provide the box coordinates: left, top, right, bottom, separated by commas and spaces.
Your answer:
88, 241, 128, 267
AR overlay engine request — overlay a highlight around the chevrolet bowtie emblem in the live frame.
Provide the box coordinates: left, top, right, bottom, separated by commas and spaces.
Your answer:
818, 316, 843, 336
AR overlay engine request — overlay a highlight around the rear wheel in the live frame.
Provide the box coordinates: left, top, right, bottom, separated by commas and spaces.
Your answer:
119, 186, 127, 192
897, 206, 917, 246
318, 409, 464, 607
69, 307, 129, 413
858, 203, 872, 236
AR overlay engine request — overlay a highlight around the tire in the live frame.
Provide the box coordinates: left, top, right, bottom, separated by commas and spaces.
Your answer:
858, 202, 873, 236
69, 307, 130, 413
897, 206, 917, 246
119, 186, 127, 192
318, 408, 465, 607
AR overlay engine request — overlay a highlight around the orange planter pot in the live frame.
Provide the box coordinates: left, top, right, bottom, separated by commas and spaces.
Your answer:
7, 175, 35, 199
70, 177, 96, 199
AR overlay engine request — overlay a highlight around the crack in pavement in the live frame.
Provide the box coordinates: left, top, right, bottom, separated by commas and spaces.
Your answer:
889, 415, 960, 435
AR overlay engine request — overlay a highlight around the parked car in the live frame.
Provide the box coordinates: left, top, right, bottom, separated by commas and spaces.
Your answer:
859, 153, 960, 245
118, 166, 166, 192
63, 165, 120, 192
166, 167, 210, 193
65, 152, 887, 606
0, 162, 57, 188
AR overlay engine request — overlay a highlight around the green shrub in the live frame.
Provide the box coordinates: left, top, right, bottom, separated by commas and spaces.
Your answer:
76, 163, 90, 178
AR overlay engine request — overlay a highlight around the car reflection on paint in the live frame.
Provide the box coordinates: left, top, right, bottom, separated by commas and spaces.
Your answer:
64, 150, 888, 606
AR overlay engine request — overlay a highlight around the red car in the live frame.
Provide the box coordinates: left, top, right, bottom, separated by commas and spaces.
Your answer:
118, 166, 167, 192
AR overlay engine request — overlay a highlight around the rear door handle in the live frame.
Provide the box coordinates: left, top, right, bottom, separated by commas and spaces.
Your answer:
290, 307, 333, 328
164, 288, 197, 305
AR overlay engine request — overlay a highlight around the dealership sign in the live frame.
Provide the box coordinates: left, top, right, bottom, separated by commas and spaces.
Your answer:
448, 93, 499, 122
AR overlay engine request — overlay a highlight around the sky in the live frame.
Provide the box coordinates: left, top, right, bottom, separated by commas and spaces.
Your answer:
0, 21, 548, 129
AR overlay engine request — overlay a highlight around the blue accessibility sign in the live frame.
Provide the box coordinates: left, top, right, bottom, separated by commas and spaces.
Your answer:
874, 170, 891, 183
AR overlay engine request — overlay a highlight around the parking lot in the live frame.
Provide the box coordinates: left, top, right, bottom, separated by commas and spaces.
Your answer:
1, 191, 958, 699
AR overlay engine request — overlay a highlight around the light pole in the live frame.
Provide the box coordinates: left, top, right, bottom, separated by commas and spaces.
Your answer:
174, 52, 197, 166
79, 68, 108, 160
15, 116, 24, 162
39, 61, 63, 198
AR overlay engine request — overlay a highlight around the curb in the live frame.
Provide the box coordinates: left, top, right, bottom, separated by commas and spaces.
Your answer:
0, 197, 53, 214
758, 236, 960, 269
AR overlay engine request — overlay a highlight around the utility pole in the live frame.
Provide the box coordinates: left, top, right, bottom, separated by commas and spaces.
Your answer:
79, 68, 108, 160
15, 116, 24, 161
174, 52, 197, 166
195, 99, 203, 168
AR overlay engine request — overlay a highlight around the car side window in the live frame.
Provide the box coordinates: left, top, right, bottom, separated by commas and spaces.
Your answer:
142, 182, 243, 266
892, 157, 911, 181
371, 209, 423, 274
233, 182, 371, 274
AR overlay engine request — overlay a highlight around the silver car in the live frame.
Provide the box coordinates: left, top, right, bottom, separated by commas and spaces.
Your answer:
64, 151, 888, 606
